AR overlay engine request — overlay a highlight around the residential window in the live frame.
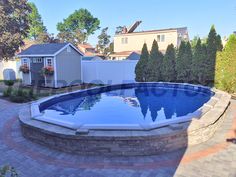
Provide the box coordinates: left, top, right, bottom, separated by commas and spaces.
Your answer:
22, 58, 28, 66
121, 37, 128, 44
157, 35, 165, 42
46, 58, 53, 66
32, 58, 42, 63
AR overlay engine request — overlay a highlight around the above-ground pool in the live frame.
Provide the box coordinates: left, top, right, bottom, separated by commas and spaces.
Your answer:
33, 83, 213, 130
20, 83, 231, 156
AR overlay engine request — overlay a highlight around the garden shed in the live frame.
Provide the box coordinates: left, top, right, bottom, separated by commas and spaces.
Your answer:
17, 43, 83, 88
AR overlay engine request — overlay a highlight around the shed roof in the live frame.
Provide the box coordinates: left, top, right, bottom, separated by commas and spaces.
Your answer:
17, 43, 83, 57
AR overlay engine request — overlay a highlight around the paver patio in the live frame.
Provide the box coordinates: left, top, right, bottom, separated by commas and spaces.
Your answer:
0, 98, 235, 177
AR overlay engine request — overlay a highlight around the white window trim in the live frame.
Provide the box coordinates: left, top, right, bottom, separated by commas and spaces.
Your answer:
22, 58, 31, 84
45, 57, 53, 66
53, 56, 58, 88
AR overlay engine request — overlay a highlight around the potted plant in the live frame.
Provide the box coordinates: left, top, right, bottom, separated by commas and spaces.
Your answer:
19, 64, 29, 74
42, 66, 54, 76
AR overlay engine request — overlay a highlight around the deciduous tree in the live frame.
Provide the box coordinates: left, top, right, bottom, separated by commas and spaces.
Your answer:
0, 0, 31, 60
57, 9, 100, 45
215, 34, 236, 93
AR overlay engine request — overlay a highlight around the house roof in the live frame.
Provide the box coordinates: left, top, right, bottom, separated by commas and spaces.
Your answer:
126, 51, 141, 60
78, 43, 94, 49
17, 43, 83, 57
109, 51, 134, 57
115, 27, 187, 36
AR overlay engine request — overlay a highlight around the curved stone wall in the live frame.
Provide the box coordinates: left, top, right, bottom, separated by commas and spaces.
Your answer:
19, 84, 231, 156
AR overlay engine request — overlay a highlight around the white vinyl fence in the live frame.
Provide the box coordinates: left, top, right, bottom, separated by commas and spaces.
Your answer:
82, 60, 138, 85
0, 60, 21, 80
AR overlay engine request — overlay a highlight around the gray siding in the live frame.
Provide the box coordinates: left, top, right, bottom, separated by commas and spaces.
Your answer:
56, 46, 82, 87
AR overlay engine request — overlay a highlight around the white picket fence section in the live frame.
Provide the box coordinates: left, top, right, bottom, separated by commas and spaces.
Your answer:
82, 60, 138, 85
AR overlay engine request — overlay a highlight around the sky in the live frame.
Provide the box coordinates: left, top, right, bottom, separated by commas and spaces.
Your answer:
29, 0, 236, 46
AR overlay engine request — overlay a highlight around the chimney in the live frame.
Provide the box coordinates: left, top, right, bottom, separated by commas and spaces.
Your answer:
122, 26, 128, 34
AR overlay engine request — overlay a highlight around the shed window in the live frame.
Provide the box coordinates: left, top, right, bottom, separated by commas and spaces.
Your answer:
46, 58, 53, 66
33, 58, 42, 63
22, 58, 29, 66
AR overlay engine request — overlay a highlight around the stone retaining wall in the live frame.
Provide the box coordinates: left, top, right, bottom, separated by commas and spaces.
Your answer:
19, 88, 230, 156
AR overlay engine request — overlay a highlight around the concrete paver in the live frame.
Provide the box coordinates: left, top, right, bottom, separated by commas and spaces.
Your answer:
0, 98, 235, 177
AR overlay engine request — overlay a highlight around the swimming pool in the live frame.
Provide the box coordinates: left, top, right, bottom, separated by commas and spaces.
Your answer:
31, 83, 214, 130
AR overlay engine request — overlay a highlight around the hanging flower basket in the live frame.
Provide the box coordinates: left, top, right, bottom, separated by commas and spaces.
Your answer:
19, 65, 29, 74
42, 66, 54, 76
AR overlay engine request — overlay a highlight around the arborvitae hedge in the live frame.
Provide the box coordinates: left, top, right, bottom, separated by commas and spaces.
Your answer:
135, 43, 149, 82
134, 26, 234, 92
176, 41, 192, 82
191, 38, 208, 84
206, 25, 223, 85
146, 40, 163, 81
162, 44, 176, 82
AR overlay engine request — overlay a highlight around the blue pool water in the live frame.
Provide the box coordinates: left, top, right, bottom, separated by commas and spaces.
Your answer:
38, 84, 213, 129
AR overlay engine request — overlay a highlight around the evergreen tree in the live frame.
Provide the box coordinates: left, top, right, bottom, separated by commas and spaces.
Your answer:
97, 27, 111, 55
176, 41, 193, 82
215, 34, 236, 93
191, 38, 201, 81
206, 25, 223, 85
162, 44, 176, 82
191, 38, 207, 85
135, 43, 149, 82
28, 2, 47, 40
146, 40, 163, 81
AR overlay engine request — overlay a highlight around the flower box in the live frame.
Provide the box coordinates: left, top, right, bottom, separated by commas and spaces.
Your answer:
19, 65, 29, 74
42, 66, 54, 76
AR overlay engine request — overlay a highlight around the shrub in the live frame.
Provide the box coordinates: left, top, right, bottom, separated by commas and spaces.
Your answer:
0, 165, 18, 177
4, 80, 15, 86
9, 88, 29, 103
28, 88, 37, 100
3, 87, 13, 97
215, 34, 236, 93
8, 88, 37, 103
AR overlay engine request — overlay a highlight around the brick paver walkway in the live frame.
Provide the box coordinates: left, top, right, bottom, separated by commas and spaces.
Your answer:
0, 99, 235, 177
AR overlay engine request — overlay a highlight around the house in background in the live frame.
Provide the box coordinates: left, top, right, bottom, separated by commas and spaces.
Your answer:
78, 43, 96, 56
110, 21, 189, 60
17, 43, 83, 88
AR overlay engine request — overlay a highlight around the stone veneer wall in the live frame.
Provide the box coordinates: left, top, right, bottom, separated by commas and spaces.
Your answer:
19, 88, 230, 156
